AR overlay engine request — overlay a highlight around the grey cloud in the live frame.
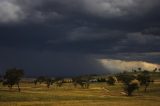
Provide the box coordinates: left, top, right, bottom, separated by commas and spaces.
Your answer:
0, 0, 25, 23
67, 26, 125, 41
83, 0, 160, 18
93, 51, 160, 65
0, 0, 62, 24
1, 0, 160, 24
110, 31, 160, 54
123, 32, 160, 45
143, 27, 160, 36
0, 0, 160, 76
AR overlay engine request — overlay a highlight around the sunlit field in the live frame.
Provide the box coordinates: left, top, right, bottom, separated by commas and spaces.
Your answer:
0, 80, 160, 106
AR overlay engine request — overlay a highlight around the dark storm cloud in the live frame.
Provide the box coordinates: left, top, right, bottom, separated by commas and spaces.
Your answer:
0, 47, 107, 76
0, 0, 160, 76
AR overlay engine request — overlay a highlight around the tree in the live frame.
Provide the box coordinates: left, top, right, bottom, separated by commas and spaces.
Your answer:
97, 78, 106, 82
132, 69, 137, 73
75, 80, 90, 88
124, 79, 140, 96
55, 80, 63, 87
153, 68, 157, 73
0, 75, 2, 83
72, 76, 90, 89
117, 73, 139, 96
73, 81, 77, 88
116, 73, 136, 84
106, 76, 117, 85
36, 76, 46, 84
45, 78, 52, 88
33, 80, 38, 86
137, 70, 151, 92
3, 68, 24, 92
138, 68, 142, 72
34, 76, 55, 88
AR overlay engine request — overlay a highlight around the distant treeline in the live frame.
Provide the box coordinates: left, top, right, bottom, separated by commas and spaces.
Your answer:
0, 67, 160, 96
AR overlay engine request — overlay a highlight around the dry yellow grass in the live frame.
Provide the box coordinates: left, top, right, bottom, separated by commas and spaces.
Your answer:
0, 100, 160, 106
0, 82, 160, 106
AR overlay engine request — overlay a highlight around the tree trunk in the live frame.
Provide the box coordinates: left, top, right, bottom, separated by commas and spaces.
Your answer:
17, 83, 21, 92
128, 90, 132, 96
144, 86, 147, 92
9, 85, 12, 90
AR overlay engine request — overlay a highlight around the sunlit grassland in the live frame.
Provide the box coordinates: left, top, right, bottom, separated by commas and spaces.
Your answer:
0, 80, 160, 106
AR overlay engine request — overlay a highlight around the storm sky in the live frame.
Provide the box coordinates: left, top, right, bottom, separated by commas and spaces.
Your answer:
0, 0, 160, 76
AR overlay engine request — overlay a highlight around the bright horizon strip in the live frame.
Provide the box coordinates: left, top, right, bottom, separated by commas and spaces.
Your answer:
98, 59, 160, 72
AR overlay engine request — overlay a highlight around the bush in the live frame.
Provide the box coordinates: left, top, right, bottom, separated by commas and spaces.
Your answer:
106, 76, 117, 85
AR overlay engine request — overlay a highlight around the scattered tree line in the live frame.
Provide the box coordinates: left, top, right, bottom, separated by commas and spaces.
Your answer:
0, 67, 159, 96
34, 76, 63, 88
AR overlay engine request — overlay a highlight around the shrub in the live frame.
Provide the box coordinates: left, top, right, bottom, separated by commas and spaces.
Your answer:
106, 76, 117, 85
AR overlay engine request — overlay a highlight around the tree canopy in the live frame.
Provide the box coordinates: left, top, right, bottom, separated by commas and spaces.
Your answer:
3, 68, 24, 92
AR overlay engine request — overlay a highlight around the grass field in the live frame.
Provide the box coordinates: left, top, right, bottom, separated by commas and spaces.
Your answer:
0, 81, 160, 106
